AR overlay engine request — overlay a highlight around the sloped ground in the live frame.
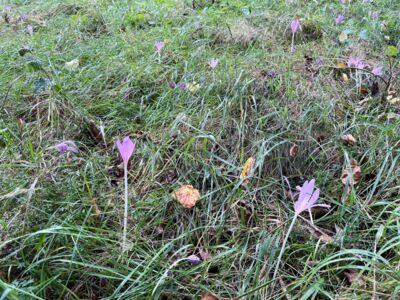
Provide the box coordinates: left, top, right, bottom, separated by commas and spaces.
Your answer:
0, 0, 399, 299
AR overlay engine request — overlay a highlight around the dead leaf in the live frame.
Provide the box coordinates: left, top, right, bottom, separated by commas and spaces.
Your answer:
89, 120, 105, 145
90, 198, 101, 218
201, 294, 219, 300
171, 185, 200, 209
199, 248, 212, 261
240, 157, 255, 183
341, 134, 357, 145
289, 143, 298, 157
336, 62, 348, 69
65, 59, 79, 71
343, 269, 366, 287
338, 31, 348, 43
341, 73, 349, 82
341, 159, 362, 185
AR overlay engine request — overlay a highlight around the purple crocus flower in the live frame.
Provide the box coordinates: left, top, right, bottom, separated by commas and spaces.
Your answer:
27, 25, 33, 36
291, 18, 300, 33
116, 137, 135, 165
371, 66, 383, 76
55, 141, 78, 154
347, 56, 365, 69
335, 15, 345, 25
208, 58, 219, 69
294, 179, 320, 215
186, 254, 201, 265
155, 41, 165, 54
177, 81, 187, 90
371, 11, 379, 20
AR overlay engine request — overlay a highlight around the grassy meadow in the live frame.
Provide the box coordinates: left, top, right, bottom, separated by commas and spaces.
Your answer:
1, 0, 399, 299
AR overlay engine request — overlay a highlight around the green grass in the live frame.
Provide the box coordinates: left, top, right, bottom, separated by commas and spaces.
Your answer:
1, 0, 399, 299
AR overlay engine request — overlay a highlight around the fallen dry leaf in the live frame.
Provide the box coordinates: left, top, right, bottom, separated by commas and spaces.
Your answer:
341, 73, 349, 82
338, 31, 348, 43
341, 134, 357, 145
64, 59, 79, 71
343, 269, 366, 287
171, 185, 200, 209
199, 248, 212, 261
341, 159, 362, 185
90, 198, 101, 218
289, 143, 298, 157
336, 62, 348, 69
201, 294, 219, 300
240, 157, 255, 184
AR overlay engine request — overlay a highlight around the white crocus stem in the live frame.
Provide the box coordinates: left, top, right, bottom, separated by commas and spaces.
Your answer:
291, 32, 295, 52
122, 162, 129, 251
272, 215, 298, 285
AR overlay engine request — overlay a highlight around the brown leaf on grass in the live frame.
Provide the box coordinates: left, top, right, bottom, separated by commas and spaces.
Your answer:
289, 143, 298, 157
90, 198, 101, 218
341, 134, 357, 145
336, 62, 348, 69
199, 248, 212, 261
341, 73, 349, 82
341, 159, 362, 185
338, 32, 348, 43
201, 293, 219, 300
171, 185, 200, 209
343, 269, 366, 287
240, 157, 255, 184
88, 120, 105, 145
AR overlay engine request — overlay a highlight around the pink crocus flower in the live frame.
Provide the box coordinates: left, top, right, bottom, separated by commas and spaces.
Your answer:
371, 66, 383, 76
291, 18, 300, 33
155, 41, 165, 54
116, 136, 136, 251
347, 56, 365, 69
116, 137, 135, 165
55, 141, 78, 154
294, 179, 320, 215
186, 255, 201, 265
335, 15, 345, 25
208, 58, 219, 69
371, 11, 379, 20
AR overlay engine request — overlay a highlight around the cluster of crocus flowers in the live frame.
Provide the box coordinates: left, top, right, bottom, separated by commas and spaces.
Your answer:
116, 136, 135, 251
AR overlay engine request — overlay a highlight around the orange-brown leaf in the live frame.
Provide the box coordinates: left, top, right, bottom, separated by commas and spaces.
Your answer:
201, 294, 219, 300
341, 134, 357, 145
240, 157, 255, 178
171, 185, 200, 209
90, 198, 101, 218
289, 143, 298, 157
336, 62, 348, 69
341, 159, 362, 185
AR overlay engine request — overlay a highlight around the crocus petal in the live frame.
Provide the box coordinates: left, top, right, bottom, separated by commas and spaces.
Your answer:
372, 66, 383, 76
117, 137, 135, 164
306, 188, 320, 209
186, 255, 201, 265
291, 19, 300, 33
335, 15, 345, 25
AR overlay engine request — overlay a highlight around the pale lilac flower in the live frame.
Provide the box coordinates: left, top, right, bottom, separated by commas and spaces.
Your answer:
27, 25, 33, 36
347, 56, 365, 69
371, 66, 383, 76
116, 137, 135, 165
186, 255, 201, 265
55, 141, 78, 154
177, 81, 187, 90
294, 179, 320, 215
208, 58, 219, 69
291, 18, 300, 33
335, 15, 345, 25
372, 11, 379, 20
155, 41, 165, 54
